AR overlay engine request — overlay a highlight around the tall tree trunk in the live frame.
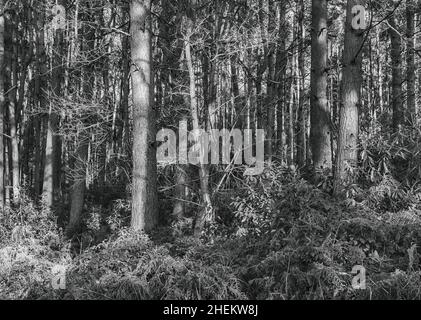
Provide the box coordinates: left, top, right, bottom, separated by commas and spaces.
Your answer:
266, 0, 276, 162
310, 0, 332, 173
130, 0, 158, 232
0, 0, 4, 208
184, 14, 213, 238
34, 3, 47, 198
256, 0, 266, 132
5, 9, 20, 204
389, 15, 404, 131
418, 10, 421, 123
288, 19, 296, 166
67, 2, 96, 236
296, 0, 307, 168
376, 30, 384, 116
288, 69, 295, 166
120, 13, 130, 156
276, 3, 287, 163
43, 0, 66, 207
406, 0, 416, 123
8, 63, 19, 204
334, 0, 365, 194
158, 0, 189, 220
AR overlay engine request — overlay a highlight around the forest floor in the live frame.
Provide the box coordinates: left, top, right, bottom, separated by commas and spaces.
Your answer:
1, 166, 421, 300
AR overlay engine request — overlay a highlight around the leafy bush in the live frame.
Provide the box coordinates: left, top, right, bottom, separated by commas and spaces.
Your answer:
3, 163, 421, 300
224, 163, 421, 299
360, 125, 421, 191
0, 193, 72, 299
56, 229, 246, 300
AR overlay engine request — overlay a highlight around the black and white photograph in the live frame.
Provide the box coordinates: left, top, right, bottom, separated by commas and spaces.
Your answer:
0, 0, 420, 308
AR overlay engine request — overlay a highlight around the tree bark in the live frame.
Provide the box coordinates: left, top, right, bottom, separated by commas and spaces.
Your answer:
67, 2, 96, 236
67, 141, 88, 235
4, 9, 20, 204
0, 0, 5, 208
43, 0, 66, 207
184, 14, 213, 238
389, 15, 403, 131
34, 2, 47, 198
275, 3, 287, 163
266, 0, 276, 162
130, 0, 158, 232
334, 0, 365, 194
296, 0, 307, 168
310, 0, 332, 173
406, 0, 416, 123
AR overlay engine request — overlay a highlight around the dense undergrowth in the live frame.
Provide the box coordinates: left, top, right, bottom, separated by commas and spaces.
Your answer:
1, 128, 421, 300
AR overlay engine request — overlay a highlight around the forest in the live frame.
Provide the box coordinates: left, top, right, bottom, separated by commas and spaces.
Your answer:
0, 0, 421, 301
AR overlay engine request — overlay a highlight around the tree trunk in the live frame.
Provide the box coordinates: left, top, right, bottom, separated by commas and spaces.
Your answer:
275, 3, 287, 163
67, 141, 88, 235
4, 9, 20, 204
230, 54, 242, 129
184, 15, 213, 238
0, 0, 4, 208
418, 10, 421, 124
120, 14, 130, 156
67, 3, 96, 236
288, 29, 295, 167
376, 30, 384, 116
296, 0, 307, 169
34, 3, 47, 198
406, 0, 416, 123
43, 0, 66, 207
266, 0, 276, 162
130, 0, 158, 232
334, 0, 365, 194
310, 0, 332, 173
389, 15, 403, 131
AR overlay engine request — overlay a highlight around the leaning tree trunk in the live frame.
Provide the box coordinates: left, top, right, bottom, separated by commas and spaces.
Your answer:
184, 14, 213, 238
130, 0, 158, 232
334, 0, 365, 194
310, 0, 332, 173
